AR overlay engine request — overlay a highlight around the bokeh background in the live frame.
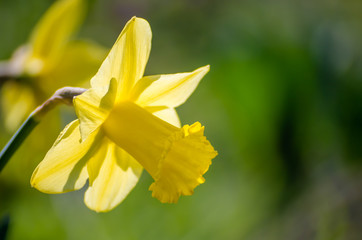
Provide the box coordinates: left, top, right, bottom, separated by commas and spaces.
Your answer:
1, 0, 362, 239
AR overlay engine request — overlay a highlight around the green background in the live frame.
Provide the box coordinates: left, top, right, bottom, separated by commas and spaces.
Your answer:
1, 0, 362, 239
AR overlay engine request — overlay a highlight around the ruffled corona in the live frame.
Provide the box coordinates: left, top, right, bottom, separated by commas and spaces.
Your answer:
102, 101, 217, 203
149, 123, 217, 203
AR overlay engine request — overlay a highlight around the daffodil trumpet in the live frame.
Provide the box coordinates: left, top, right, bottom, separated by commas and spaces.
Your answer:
0, 87, 86, 172
31, 17, 218, 212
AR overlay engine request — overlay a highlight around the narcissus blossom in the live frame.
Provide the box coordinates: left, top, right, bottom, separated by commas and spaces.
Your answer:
31, 17, 217, 212
1, 0, 105, 130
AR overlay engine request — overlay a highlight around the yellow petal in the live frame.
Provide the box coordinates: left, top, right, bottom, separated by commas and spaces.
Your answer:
1, 81, 37, 131
74, 78, 117, 141
84, 138, 143, 212
145, 107, 181, 127
31, 119, 99, 193
39, 40, 107, 93
90, 17, 152, 100
102, 102, 217, 203
26, 0, 84, 75
131, 65, 210, 107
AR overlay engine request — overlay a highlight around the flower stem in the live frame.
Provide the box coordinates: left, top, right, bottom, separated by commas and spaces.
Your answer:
0, 114, 39, 172
0, 213, 10, 240
0, 87, 86, 172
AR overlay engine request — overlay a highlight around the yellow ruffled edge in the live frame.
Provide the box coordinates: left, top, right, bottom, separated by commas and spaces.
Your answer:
148, 122, 218, 203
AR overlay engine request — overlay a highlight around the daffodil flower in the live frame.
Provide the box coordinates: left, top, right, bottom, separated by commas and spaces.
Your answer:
31, 17, 217, 212
1, 0, 106, 130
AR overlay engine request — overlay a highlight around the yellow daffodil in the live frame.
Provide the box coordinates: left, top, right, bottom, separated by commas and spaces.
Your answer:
31, 17, 218, 212
1, 0, 106, 130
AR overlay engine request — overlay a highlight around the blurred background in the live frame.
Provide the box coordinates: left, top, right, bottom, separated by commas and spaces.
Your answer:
1, 0, 362, 239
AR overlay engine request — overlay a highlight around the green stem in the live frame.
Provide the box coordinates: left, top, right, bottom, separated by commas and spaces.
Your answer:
0, 113, 39, 172
0, 214, 10, 240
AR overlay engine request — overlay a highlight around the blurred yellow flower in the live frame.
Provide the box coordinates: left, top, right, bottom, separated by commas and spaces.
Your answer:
31, 17, 217, 212
1, 0, 106, 130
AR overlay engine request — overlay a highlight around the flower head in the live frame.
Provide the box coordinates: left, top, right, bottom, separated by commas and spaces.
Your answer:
31, 17, 217, 212
1, 0, 106, 130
